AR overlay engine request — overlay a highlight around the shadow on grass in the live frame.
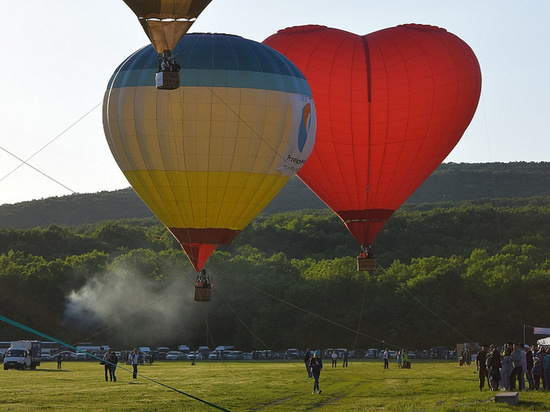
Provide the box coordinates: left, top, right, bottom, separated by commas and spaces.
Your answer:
23, 368, 70, 372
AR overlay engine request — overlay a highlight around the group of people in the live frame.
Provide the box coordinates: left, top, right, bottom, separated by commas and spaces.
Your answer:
475, 342, 550, 391
159, 50, 181, 72
381, 348, 410, 369
100, 348, 140, 382
195, 269, 211, 289
330, 350, 349, 367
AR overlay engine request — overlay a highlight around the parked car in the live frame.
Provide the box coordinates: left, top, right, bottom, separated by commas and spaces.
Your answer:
285, 348, 300, 360
178, 345, 191, 353
225, 351, 244, 360
75, 352, 90, 361
430, 346, 449, 359
208, 352, 218, 360
57, 351, 76, 361
165, 351, 186, 360
187, 351, 203, 360
365, 348, 377, 359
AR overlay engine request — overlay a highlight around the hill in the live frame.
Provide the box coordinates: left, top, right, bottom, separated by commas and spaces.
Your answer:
1, 161, 549, 229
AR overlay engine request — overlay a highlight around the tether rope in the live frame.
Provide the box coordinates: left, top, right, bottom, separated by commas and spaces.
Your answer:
0, 314, 230, 412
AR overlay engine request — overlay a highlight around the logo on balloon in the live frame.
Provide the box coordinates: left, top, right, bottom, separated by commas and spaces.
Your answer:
298, 103, 312, 152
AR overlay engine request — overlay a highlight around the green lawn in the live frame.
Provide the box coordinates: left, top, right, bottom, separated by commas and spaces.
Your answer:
0, 359, 548, 411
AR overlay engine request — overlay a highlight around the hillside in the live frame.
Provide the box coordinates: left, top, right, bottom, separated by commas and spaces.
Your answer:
1, 161, 549, 229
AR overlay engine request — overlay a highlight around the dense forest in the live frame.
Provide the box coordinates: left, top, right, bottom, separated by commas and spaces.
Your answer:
2, 163, 550, 354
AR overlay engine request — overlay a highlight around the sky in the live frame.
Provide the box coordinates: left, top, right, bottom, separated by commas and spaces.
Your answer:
0, 1, 549, 205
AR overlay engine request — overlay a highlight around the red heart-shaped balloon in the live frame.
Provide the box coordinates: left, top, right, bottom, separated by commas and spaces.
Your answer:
264, 24, 481, 247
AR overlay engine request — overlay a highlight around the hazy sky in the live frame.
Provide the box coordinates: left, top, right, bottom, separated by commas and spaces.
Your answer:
1, 1, 548, 205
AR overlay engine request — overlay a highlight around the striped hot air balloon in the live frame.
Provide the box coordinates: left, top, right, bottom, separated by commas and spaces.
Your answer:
103, 33, 316, 271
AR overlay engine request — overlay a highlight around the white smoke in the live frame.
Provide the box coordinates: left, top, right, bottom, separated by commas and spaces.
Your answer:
63, 264, 200, 347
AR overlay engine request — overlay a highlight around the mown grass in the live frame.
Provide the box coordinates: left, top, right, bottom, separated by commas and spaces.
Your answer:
1, 359, 549, 411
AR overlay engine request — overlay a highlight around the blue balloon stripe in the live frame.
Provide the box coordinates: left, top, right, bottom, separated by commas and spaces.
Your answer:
110, 69, 312, 95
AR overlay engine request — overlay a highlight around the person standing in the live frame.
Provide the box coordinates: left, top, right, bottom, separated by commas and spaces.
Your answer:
509, 343, 523, 391
131, 349, 139, 379
106, 349, 118, 382
397, 350, 402, 369
342, 350, 348, 368
476, 344, 489, 391
331, 350, 337, 367
304, 348, 312, 378
543, 349, 550, 391
488, 344, 501, 391
402, 350, 409, 368
102, 351, 111, 382
56, 352, 62, 370
383, 348, 389, 369
310, 351, 323, 394
525, 345, 534, 390
500, 345, 512, 390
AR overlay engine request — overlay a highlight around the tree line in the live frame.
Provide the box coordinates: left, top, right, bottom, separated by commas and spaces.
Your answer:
1, 199, 550, 352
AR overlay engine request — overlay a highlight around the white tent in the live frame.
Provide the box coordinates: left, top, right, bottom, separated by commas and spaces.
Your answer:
537, 336, 550, 347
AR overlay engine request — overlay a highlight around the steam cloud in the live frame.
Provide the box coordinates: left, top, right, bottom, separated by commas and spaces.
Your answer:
63, 264, 200, 348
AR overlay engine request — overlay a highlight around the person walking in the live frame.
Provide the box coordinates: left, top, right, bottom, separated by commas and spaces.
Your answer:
130, 349, 139, 379
309, 350, 323, 394
304, 348, 312, 378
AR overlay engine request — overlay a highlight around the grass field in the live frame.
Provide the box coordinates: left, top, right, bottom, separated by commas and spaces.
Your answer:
1, 359, 549, 411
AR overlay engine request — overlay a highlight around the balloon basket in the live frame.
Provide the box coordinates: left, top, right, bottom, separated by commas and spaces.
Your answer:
194, 287, 211, 302
155, 71, 180, 90
357, 257, 376, 271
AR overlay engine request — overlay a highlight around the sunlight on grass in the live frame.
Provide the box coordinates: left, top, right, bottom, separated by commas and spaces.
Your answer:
1, 360, 549, 411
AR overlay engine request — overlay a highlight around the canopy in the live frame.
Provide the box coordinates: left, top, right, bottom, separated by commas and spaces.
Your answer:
123, 0, 213, 53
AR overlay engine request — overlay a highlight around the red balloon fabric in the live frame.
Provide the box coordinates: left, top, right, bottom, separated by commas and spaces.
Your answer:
264, 24, 482, 247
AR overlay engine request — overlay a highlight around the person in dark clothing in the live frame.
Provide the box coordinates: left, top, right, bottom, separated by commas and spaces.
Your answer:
476, 344, 489, 391
304, 348, 312, 378
103, 349, 118, 382
56, 352, 62, 370
309, 350, 323, 394
509, 343, 523, 391
342, 350, 349, 367
488, 345, 501, 391
102, 351, 111, 382
525, 345, 534, 390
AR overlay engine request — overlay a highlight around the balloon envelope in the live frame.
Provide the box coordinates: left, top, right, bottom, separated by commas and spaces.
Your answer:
123, 0, 213, 53
264, 24, 482, 247
103, 33, 316, 270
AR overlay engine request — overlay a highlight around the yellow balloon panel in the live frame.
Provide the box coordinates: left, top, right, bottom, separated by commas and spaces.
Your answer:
106, 86, 296, 175
124, 170, 289, 230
